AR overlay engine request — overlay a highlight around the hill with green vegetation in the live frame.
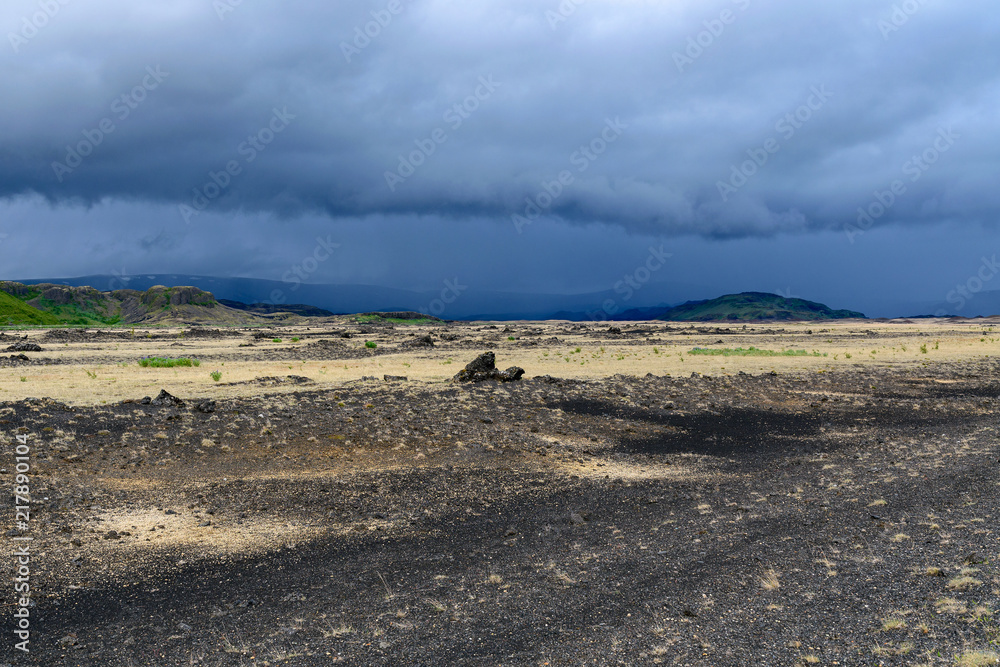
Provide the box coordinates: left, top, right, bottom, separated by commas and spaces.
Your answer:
0, 282, 270, 326
0, 289, 62, 326
658, 292, 866, 322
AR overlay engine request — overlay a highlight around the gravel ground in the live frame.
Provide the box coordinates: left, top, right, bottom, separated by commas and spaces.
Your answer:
1, 339, 999, 666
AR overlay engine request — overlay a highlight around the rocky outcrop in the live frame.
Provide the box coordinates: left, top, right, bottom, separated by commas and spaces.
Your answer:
453, 352, 525, 383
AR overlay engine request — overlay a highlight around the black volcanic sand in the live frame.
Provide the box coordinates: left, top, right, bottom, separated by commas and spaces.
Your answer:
2, 360, 999, 666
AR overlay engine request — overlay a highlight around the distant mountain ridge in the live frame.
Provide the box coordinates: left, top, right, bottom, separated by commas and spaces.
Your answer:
218, 299, 337, 317
0, 282, 267, 326
13, 274, 668, 321
8, 275, 878, 322
657, 292, 866, 322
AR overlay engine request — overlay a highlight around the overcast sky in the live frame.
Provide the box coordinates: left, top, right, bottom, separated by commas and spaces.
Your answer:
1, 0, 998, 315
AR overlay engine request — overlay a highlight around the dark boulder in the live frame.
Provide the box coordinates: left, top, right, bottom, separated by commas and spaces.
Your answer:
150, 389, 185, 407
496, 367, 525, 382
453, 352, 524, 383
6, 341, 42, 352
402, 334, 434, 348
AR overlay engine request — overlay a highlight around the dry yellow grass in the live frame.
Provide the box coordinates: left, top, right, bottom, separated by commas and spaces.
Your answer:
955, 652, 1000, 667
4, 319, 1000, 406
759, 569, 780, 591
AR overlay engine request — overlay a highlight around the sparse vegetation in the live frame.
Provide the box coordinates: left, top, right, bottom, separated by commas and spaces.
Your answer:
689, 347, 819, 357
211, 371, 222, 382
882, 618, 907, 631
365, 340, 377, 349
955, 652, 1000, 667
138, 357, 200, 368
759, 569, 780, 591
946, 575, 982, 591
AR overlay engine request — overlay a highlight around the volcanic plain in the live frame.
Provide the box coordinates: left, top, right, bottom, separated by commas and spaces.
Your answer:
1, 318, 999, 666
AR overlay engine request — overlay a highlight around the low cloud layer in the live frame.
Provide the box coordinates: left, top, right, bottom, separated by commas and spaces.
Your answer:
2, 0, 998, 239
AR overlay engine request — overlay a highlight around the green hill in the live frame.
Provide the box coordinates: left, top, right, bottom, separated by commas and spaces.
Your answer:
658, 292, 865, 322
0, 290, 61, 326
0, 282, 270, 326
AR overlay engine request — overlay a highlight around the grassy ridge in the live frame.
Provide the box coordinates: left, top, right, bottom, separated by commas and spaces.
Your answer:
660, 292, 865, 322
0, 290, 61, 326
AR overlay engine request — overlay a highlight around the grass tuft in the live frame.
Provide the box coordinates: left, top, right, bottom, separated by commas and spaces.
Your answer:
138, 357, 200, 368
955, 652, 1000, 667
759, 569, 780, 591
947, 575, 982, 591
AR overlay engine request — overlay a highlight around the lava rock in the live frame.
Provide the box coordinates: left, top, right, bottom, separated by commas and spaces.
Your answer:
466, 351, 496, 374
6, 341, 42, 352
453, 352, 525, 383
496, 366, 525, 382
150, 390, 185, 407
402, 334, 434, 348
195, 400, 216, 414
384, 375, 408, 382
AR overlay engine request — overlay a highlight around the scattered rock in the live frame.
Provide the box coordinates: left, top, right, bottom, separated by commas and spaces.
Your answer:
150, 390, 184, 407
104, 530, 120, 540
6, 341, 42, 352
402, 334, 435, 348
195, 400, 216, 414
453, 352, 525, 383
384, 375, 408, 382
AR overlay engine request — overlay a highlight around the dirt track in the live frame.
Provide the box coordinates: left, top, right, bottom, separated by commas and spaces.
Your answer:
2, 321, 999, 666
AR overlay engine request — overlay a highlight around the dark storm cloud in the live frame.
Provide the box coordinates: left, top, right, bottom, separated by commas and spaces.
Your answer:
1, 0, 998, 239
